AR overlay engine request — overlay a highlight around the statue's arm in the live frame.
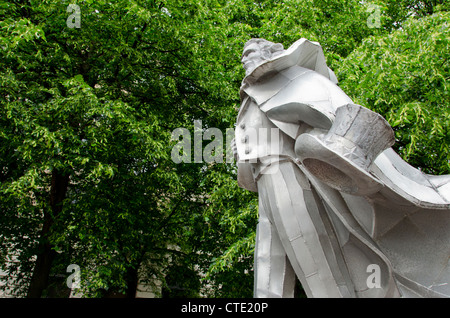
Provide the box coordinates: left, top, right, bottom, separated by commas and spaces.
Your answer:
259, 70, 354, 138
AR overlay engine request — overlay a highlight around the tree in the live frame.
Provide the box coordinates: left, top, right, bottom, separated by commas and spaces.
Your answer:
338, 11, 450, 175
383, 0, 449, 27
0, 0, 226, 297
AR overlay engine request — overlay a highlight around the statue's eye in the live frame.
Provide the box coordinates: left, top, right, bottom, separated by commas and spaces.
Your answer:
243, 49, 256, 57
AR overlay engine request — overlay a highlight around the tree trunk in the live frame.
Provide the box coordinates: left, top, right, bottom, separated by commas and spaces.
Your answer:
27, 169, 70, 298
125, 264, 140, 298
101, 256, 142, 298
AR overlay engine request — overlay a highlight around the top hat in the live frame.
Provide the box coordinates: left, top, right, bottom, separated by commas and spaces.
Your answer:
295, 104, 395, 196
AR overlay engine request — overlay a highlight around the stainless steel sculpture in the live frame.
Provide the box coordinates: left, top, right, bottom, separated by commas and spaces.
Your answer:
235, 38, 450, 298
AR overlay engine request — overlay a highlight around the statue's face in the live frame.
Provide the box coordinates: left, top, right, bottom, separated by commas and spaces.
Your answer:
242, 42, 264, 76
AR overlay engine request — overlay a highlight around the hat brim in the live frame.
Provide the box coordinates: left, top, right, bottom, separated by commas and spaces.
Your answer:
295, 133, 384, 196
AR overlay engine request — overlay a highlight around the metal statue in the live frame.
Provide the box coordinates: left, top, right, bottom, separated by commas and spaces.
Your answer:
234, 38, 450, 298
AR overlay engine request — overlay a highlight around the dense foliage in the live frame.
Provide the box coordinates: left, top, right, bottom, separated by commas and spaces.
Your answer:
339, 12, 450, 174
0, 0, 448, 297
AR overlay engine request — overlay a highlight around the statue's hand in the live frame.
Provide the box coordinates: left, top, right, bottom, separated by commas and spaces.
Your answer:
295, 104, 394, 196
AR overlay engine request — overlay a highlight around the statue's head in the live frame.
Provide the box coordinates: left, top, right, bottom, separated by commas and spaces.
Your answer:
242, 39, 284, 76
